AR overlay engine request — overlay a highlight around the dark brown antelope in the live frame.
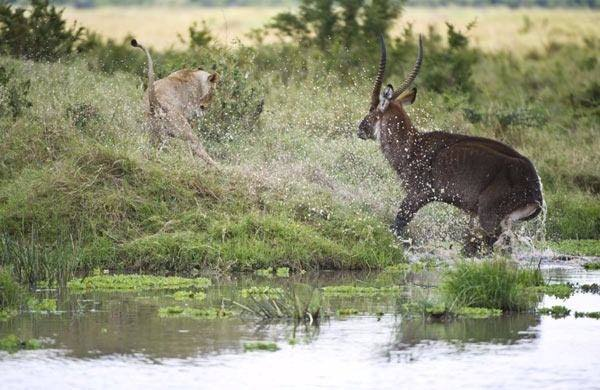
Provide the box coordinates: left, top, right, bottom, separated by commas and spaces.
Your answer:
358, 35, 543, 253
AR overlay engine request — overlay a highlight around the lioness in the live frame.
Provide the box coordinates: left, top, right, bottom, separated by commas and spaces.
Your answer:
131, 39, 217, 165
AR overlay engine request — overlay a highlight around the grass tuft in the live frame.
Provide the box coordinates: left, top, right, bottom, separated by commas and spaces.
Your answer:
441, 258, 544, 312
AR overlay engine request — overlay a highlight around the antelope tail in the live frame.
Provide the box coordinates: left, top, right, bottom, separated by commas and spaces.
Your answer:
131, 39, 158, 115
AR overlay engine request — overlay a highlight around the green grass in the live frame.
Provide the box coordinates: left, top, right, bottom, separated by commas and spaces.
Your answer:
551, 240, 600, 257
441, 258, 544, 312
0, 268, 23, 310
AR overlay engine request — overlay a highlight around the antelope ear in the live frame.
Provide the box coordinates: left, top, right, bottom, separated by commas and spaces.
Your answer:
208, 72, 218, 83
379, 84, 394, 112
397, 87, 417, 105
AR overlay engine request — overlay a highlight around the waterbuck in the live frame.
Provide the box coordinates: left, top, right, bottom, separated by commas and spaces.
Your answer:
357, 35, 543, 253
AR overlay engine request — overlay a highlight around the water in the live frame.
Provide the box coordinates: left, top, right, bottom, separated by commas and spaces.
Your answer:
1, 267, 600, 390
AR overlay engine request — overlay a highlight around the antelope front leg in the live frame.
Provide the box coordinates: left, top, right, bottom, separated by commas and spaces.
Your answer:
391, 193, 431, 237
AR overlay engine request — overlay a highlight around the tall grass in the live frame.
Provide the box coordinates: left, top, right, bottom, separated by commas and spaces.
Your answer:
0, 267, 23, 310
441, 258, 544, 312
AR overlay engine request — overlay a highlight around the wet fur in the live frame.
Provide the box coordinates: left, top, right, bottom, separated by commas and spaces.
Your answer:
360, 94, 543, 253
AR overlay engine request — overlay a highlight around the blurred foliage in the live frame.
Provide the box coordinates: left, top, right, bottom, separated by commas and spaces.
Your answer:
20, 0, 600, 7
269, 0, 403, 48
0, 64, 32, 118
0, 0, 84, 61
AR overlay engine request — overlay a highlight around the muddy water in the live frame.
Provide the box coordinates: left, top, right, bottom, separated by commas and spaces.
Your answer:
1, 267, 599, 390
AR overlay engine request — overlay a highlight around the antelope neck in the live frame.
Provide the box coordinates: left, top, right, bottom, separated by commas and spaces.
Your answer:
378, 104, 417, 171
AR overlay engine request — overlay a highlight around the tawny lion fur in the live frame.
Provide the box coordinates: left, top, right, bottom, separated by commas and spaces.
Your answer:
131, 38, 218, 165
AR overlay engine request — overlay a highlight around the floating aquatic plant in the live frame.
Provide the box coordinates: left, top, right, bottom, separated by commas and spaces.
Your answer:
241, 286, 284, 299
158, 306, 233, 319
68, 274, 211, 291
538, 305, 571, 318
243, 342, 279, 352
540, 283, 574, 299
574, 311, 600, 319
171, 290, 206, 301
0, 335, 42, 353
583, 262, 600, 271
580, 283, 600, 294
336, 308, 359, 316
0, 309, 17, 321
27, 298, 57, 313
322, 285, 400, 297
455, 307, 503, 319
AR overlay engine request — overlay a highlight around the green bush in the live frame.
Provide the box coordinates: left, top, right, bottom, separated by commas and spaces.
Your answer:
0, 64, 32, 119
0, 0, 84, 61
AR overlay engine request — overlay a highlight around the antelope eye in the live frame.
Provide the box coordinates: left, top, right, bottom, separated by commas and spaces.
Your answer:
200, 105, 206, 110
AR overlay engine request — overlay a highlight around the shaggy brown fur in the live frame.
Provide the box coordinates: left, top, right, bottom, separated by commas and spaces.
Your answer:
358, 36, 543, 253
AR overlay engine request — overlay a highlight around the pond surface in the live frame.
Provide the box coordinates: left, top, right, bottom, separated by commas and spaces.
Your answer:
1, 266, 600, 389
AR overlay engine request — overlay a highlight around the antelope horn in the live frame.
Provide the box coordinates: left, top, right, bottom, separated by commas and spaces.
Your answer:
392, 34, 424, 100
369, 35, 387, 111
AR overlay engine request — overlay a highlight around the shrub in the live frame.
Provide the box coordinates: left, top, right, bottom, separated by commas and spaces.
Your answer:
441, 258, 544, 312
0, 0, 84, 61
0, 64, 32, 119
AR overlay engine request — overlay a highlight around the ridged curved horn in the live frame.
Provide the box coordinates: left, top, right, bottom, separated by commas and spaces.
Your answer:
392, 34, 423, 100
369, 35, 387, 111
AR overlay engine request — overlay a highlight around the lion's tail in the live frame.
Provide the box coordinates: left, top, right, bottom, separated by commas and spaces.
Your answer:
131, 39, 158, 114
